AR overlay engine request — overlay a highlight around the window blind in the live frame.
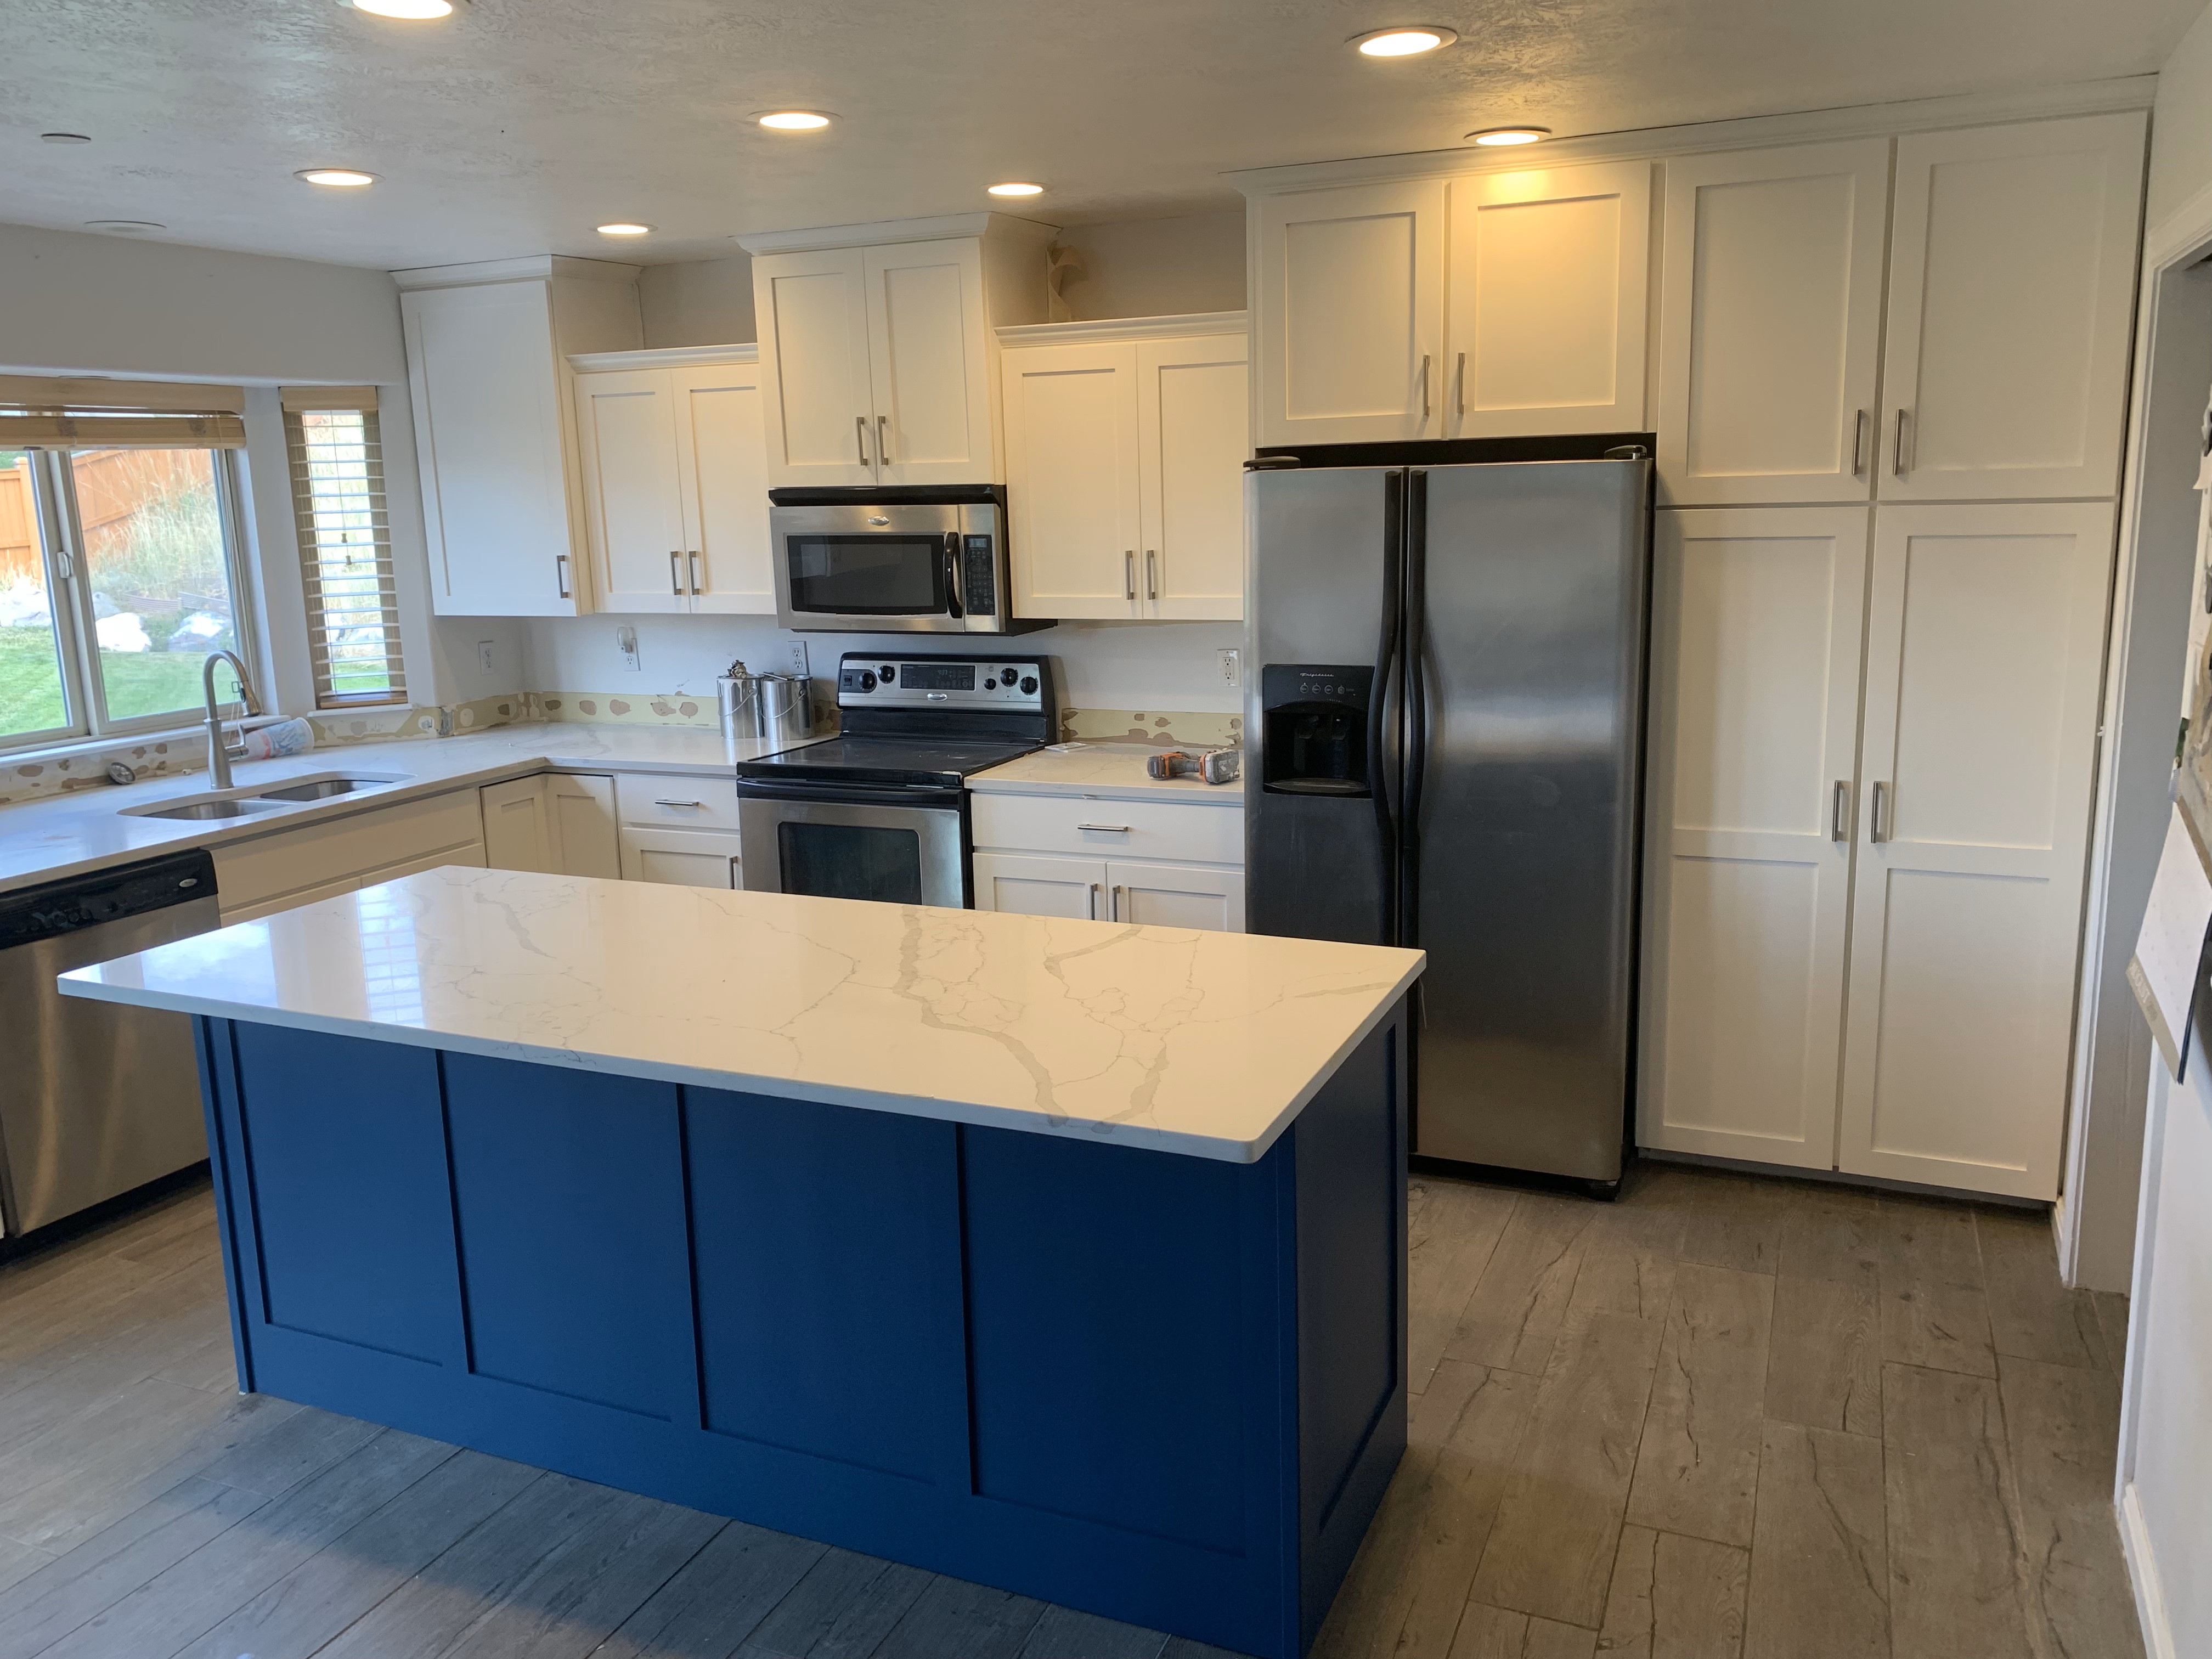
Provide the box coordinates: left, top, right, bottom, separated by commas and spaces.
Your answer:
283, 402, 407, 708
0, 375, 247, 448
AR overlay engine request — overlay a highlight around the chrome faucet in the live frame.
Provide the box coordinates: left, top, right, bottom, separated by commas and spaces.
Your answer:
201, 650, 261, 791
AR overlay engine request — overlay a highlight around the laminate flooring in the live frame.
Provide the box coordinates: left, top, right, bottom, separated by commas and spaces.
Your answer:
0, 1164, 2144, 1659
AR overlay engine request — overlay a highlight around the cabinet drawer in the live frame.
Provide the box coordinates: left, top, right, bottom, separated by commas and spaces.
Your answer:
969, 792, 1243, 865
213, 789, 485, 911
614, 771, 744, 832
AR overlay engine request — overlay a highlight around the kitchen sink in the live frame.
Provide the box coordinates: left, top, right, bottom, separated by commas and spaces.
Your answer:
252, 773, 410, 802
125, 797, 294, 821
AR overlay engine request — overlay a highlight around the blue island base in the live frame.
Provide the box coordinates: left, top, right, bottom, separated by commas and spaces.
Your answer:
192, 1005, 1409, 1659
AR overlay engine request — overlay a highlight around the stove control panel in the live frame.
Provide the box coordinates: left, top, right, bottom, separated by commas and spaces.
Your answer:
836, 653, 1046, 711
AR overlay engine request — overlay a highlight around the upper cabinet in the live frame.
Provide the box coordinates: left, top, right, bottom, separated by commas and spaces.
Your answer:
1656, 141, 1892, 505
1000, 315, 1249, 622
1253, 182, 1446, 446
741, 214, 1057, 488
571, 346, 774, 617
1879, 112, 2146, 503
397, 257, 644, 617
1444, 161, 1651, 437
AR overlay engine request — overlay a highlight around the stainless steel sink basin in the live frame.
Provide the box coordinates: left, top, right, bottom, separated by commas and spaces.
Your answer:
253, 775, 408, 803
127, 798, 293, 821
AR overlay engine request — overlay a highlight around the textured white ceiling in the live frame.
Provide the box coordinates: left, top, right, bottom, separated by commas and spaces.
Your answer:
0, 0, 2197, 271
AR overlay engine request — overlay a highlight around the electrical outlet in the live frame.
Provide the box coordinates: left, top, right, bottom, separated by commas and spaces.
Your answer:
616, 625, 641, 672
1218, 648, 1242, 688
785, 638, 810, 678
476, 639, 495, 674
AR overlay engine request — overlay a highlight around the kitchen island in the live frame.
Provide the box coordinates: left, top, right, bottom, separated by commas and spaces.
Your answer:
59, 868, 1423, 1659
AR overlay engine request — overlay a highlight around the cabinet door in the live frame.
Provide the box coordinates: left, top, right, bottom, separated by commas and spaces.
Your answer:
480, 776, 557, 873
1880, 113, 2145, 501
673, 360, 775, 614
401, 280, 582, 617
1639, 507, 1869, 1169
972, 851, 1108, 919
1107, 861, 1245, 933
618, 825, 741, 888
753, 247, 878, 488
1254, 180, 1447, 445
1139, 334, 1248, 621
1003, 342, 1142, 619
1837, 503, 2114, 1199
862, 239, 995, 486
1656, 142, 1890, 505
546, 773, 622, 880
1445, 161, 1652, 437
574, 368, 690, 614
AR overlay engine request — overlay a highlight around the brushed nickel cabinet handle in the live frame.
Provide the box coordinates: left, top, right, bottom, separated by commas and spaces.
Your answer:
1831, 780, 1849, 843
855, 414, 871, 467
1870, 780, 1891, 843
689, 551, 702, 595
1110, 883, 1126, 921
877, 414, 891, 465
654, 798, 707, 809
1419, 354, 1432, 420
669, 551, 684, 596
1455, 351, 1467, 416
1892, 410, 1910, 477
1124, 550, 1136, 602
1088, 882, 1101, 921
1077, 823, 1132, 833
1146, 549, 1158, 601
555, 554, 571, 599
1851, 409, 1868, 476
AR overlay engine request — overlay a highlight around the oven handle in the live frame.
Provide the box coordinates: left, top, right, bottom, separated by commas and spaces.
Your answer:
943, 533, 964, 619
735, 779, 967, 810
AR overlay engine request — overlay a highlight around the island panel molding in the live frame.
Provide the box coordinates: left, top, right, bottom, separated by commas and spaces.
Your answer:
187, 1004, 1409, 1659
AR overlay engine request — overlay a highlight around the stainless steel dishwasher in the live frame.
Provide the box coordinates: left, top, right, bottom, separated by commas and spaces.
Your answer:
0, 848, 221, 1239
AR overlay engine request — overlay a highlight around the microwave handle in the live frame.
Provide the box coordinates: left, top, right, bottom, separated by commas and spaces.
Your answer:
943, 532, 964, 619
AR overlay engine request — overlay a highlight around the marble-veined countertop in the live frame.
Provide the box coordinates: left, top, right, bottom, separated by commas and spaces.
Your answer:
0, 724, 820, 896
60, 867, 1421, 1163
968, 742, 1245, 803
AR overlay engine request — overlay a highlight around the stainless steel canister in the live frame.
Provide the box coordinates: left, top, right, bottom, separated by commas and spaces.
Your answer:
716, 663, 763, 740
755, 673, 814, 745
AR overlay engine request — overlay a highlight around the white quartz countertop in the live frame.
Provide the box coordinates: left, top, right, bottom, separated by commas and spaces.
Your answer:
968, 743, 1245, 803
0, 724, 817, 897
60, 867, 1421, 1163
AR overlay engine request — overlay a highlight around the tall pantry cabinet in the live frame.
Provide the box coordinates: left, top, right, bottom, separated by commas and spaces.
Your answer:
1639, 110, 2143, 1199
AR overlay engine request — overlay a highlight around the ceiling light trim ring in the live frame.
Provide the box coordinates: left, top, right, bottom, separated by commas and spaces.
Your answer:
986, 182, 1046, 197
1350, 26, 1459, 56
296, 167, 380, 188
1466, 126, 1554, 146
754, 110, 835, 131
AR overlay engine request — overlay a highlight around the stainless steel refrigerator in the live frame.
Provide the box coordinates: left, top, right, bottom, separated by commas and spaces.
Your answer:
1245, 439, 1654, 1193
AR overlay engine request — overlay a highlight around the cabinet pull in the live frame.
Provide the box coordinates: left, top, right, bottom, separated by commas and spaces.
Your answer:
1110, 883, 1125, 921
1124, 550, 1136, 601
1077, 823, 1132, 833
1850, 409, 1868, 476
1870, 781, 1891, 843
1419, 354, 1432, 420
1892, 409, 1910, 477
669, 551, 684, 596
855, 414, 871, 467
689, 551, 702, 594
877, 414, 891, 465
555, 554, 571, 600
1088, 882, 1101, 921
1146, 549, 1158, 601
1455, 351, 1466, 417
1831, 780, 1849, 842
654, 798, 706, 809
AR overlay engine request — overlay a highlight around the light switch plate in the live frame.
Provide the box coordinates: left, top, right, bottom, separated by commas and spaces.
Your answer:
617, 626, 641, 672
1218, 648, 1242, 687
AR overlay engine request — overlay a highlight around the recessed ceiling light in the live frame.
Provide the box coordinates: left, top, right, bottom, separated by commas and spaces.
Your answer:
84, 220, 164, 234
986, 182, 1045, 198
343, 0, 464, 16
755, 110, 833, 131
296, 167, 378, 188
40, 132, 92, 144
596, 222, 653, 236
1350, 26, 1457, 56
1466, 126, 1552, 146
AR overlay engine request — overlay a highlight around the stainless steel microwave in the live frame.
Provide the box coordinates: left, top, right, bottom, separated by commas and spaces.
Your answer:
767, 486, 1053, 635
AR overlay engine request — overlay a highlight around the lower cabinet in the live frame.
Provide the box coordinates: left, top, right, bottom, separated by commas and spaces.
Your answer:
972, 850, 1244, 932
619, 824, 742, 888
479, 772, 621, 879
970, 788, 1245, 932
213, 789, 488, 923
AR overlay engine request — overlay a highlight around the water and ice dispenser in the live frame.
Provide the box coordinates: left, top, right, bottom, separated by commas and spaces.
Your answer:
1260, 665, 1374, 797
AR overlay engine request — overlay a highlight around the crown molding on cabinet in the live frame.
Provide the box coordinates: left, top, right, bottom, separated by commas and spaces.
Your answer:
996, 311, 1249, 347
392, 255, 644, 290
1225, 74, 2156, 196
566, 342, 759, 373
736, 211, 1060, 256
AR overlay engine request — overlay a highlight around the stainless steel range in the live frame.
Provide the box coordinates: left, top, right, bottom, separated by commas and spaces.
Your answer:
734, 652, 1056, 909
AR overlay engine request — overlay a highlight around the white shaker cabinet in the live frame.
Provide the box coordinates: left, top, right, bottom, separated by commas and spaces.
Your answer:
972, 851, 1108, 919
1835, 502, 2114, 1198
1444, 161, 1651, 437
397, 257, 644, 616
1878, 112, 2145, 501
1655, 141, 1891, 504
742, 214, 1057, 488
1001, 315, 1249, 621
618, 825, 741, 888
969, 789, 1245, 932
480, 772, 620, 879
572, 347, 774, 616
1254, 181, 1447, 447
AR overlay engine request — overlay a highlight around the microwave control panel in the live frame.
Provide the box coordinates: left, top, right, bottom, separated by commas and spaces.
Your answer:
961, 535, 998, 617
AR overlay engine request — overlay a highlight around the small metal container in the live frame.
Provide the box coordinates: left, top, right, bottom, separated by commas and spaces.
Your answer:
755, 672, 814, 746
718, 663, 763, 741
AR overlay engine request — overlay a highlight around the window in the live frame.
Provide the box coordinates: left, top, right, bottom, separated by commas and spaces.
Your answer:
283, 388, 405, 708
0, 442, 257, 752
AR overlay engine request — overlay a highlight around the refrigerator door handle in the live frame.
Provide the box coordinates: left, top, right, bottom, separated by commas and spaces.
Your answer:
1401, 467, 1430, 946
1374, 470, 1406, 944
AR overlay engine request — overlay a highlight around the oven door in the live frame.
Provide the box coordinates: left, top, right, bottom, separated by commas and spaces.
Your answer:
738, 796, 967, 909
773, 500, 964, 633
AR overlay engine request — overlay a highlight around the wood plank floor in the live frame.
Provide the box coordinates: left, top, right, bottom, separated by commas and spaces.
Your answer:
0, 1164, 2144, 1659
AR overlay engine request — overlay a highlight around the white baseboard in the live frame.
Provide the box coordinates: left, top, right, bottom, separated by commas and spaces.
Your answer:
2119, 1481, 2177, 1659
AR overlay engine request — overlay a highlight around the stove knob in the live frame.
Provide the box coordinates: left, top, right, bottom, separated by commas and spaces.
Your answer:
1019, 675, 1038, 695
1000, 669, 1017, 687
859, 670, 877, 691
879, 664, 896, 682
